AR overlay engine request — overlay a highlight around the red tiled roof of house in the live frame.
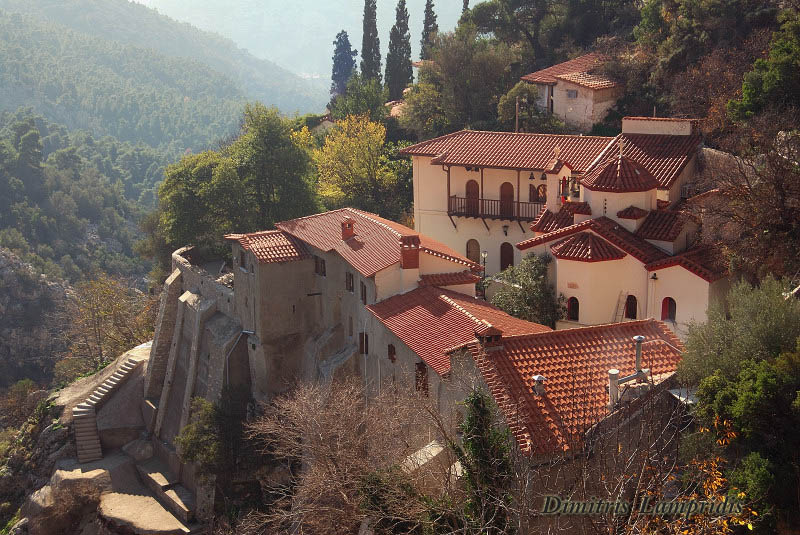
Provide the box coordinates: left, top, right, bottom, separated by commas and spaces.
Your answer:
581, 154, 660, 192
465, 319, 683, 454
657, 199, 672, 210
519, 216, 668, 264
551, 232, 626, 262
556, 71, 618, 90
521, 52, 612, 86
616, 206, 649, 220
399, 130, 613, 172
645, 246, 728, 282
636, 210, 689, 242
590, 134, 702, 191
367, 286, 551, 375
530, 208, 574, 233
224, 230, 310, 264
561, 201, 592, 215
419, 271, 481, 288
276, 208, 480, 278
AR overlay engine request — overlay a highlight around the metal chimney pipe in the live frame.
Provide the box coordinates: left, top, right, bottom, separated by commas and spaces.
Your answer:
633, 335, 645, 372
608, 369, 620, 408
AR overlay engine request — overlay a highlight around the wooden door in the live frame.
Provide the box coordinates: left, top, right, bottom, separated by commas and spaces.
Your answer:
466, 179, 479, 216
500, 182, 514, 218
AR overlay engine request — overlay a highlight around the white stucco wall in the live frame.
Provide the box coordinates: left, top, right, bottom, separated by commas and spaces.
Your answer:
647, 265, 712, 339
583, 188, 657, 221
622, 118, 695, 136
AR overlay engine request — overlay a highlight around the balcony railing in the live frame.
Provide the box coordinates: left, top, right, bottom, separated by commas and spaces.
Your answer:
448, 196, 544, 222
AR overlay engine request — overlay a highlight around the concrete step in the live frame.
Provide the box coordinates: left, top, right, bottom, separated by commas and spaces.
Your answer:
78, 453, 102, 463
75, 429, 99, 438
136, 457, 196, 524
163, 485, 196, 524
137, 458, 179, 491
74, 422, 98, 431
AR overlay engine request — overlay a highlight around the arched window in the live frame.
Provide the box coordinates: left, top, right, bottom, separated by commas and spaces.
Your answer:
661, 297, 677, 322
466, 239, 480, 263
500, 242, 514, 271
625, 295, 638, 320
537, 184, 547, 203
500, 182, 514, 218
567, 297, 579, 321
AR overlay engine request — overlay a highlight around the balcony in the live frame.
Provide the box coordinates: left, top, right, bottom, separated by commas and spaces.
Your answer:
448, 196, 544, 222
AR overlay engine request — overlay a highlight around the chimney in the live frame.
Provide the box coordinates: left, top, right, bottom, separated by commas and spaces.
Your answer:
633, 334, 645, 372
608, 335, 650, 410
475, 322, 503, 352
341, 217, 355, 240
399, 235, 420, 269
608, 368, 620, 408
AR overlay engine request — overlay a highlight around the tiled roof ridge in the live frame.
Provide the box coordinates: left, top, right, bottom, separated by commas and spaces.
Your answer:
418, 270, 481, 287
401, 129, 615, 155
581, 153, 660, 193
645, 245, 728, 282
439, 293, 486, 330
550, 232, 627, 262
498, 318, 675, 342
616, 205, 649, 219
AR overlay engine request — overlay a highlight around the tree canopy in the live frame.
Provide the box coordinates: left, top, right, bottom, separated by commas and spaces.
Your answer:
420, 0, 439, 61
489, 253, 563, 328
385, 0, 413, 101
330, 30, 358, 98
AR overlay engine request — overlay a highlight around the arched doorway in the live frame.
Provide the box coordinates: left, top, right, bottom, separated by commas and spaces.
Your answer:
466, 180, 479, 216
466, 239, 480, 263
567, 297, 579, 321
661, 297, 676, 321
500, 182, 514, 218
624, 295, 638, 319
500, 242, 514, 271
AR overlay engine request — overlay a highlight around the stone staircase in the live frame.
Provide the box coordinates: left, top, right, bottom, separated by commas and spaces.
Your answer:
136, 457, 197, 524
72, 356, 144, 463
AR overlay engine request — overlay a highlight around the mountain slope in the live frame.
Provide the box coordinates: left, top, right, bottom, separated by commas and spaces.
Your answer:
0, 0, 328, 114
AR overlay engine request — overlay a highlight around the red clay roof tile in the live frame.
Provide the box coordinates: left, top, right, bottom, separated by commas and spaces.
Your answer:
530, 209, 574, 233
367, 286, 551, 375
645, 246, 728, 282
466, 319, 683, 454
635, 210, 688, 242
581, 155, 660, 192
555, 71, 618, 90
550, 232, 626, 262
275, 208, 480, 278
418, 271, 481, 288
521, 53, 613, 86
224, 230, 310, 264
399, 130, 613, 173
616, 206, 649, 219
561, 201, 592, 215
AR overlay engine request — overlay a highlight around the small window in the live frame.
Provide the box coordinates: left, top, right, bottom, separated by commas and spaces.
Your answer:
415, 361, 428, 395
349, 316, 353, 337
466, 239, 480, 263
625, 295, 638, 320
314, 256, 326, 276
346, 272, 354, 292
567, 297, 579, 321
661, 297, 677, 322
239, 250, 246, 270
360, 281, 367, 305
500, 242, 514, 271
359, 332, 369, 354
566, 89, 578, 99
388, 344, 396, 363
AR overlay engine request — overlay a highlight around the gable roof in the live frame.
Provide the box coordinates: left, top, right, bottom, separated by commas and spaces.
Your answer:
616, 206, 649, 220
551, 232, 626, 262
224, 230, 310, 264
645, 246, 728, 282
418, 271, 481, 288
530, 208, 574, 233
367, 286, 551, 375
636, 210, 690, 242
399, 130, 613, 172
589, 134, 702, 191
521, 52, 616, 88
275, 208, 479, 278
581, 154, 660, 193
465, 319, 683, 454
518, 216, 668, 264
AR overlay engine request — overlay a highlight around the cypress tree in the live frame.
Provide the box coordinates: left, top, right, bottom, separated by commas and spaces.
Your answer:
360, 0, 382, 84
420, 0, 438, 61
462, 0, 469, 14
330, 30, 357, 98
385, 0, 412, 100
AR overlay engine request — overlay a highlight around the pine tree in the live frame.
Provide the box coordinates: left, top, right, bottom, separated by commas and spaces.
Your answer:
385, 0, 413, 101
420, 0, 438, 61
330, 30, 357, 98
360, 0, 382, 84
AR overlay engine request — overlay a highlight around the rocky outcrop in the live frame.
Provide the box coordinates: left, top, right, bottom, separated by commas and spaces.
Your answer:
0, 248, 71, 388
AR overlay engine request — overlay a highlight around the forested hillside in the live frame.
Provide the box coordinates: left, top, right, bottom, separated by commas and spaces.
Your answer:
0, 0, 328, 114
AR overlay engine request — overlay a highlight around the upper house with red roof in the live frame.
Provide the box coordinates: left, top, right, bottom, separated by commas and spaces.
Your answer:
520, 52, 622, 131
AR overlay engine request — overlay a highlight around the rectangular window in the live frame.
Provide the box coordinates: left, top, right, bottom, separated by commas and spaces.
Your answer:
359, 332, 369, 354
346, 272, 354, 292
239, 250, 247, 271
415, 362, 428, 395
314, 256, 327, 276
388, 344, 396, 363
360, 281, 367, 305
566, 89, 578, 99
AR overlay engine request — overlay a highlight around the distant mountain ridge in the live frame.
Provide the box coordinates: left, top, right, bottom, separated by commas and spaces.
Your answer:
0, 0, 329, 114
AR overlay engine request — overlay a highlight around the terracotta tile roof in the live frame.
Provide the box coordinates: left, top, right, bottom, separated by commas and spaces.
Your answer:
399, 130, 613, 172
551, 232, 626, 262
581, 155, 660, 192
590, 134, 702, 191
645, 246, 728, 282
556, 71, 618, 90
561, 201, 592, 215
367, 286, 551, 375
616, 206, 649, 220
276, 208, 480, 278
635, 210, 688, 242
466, 319, 683, 454
224, 230, 310, 264
518, 216, 668, 264
521, 52, 612, 86
657, 199, 672, 210
418, 271, 481, 288
530, 208, 574, 233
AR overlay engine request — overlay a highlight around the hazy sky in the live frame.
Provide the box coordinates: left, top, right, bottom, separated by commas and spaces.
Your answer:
136, 0, 463, 79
